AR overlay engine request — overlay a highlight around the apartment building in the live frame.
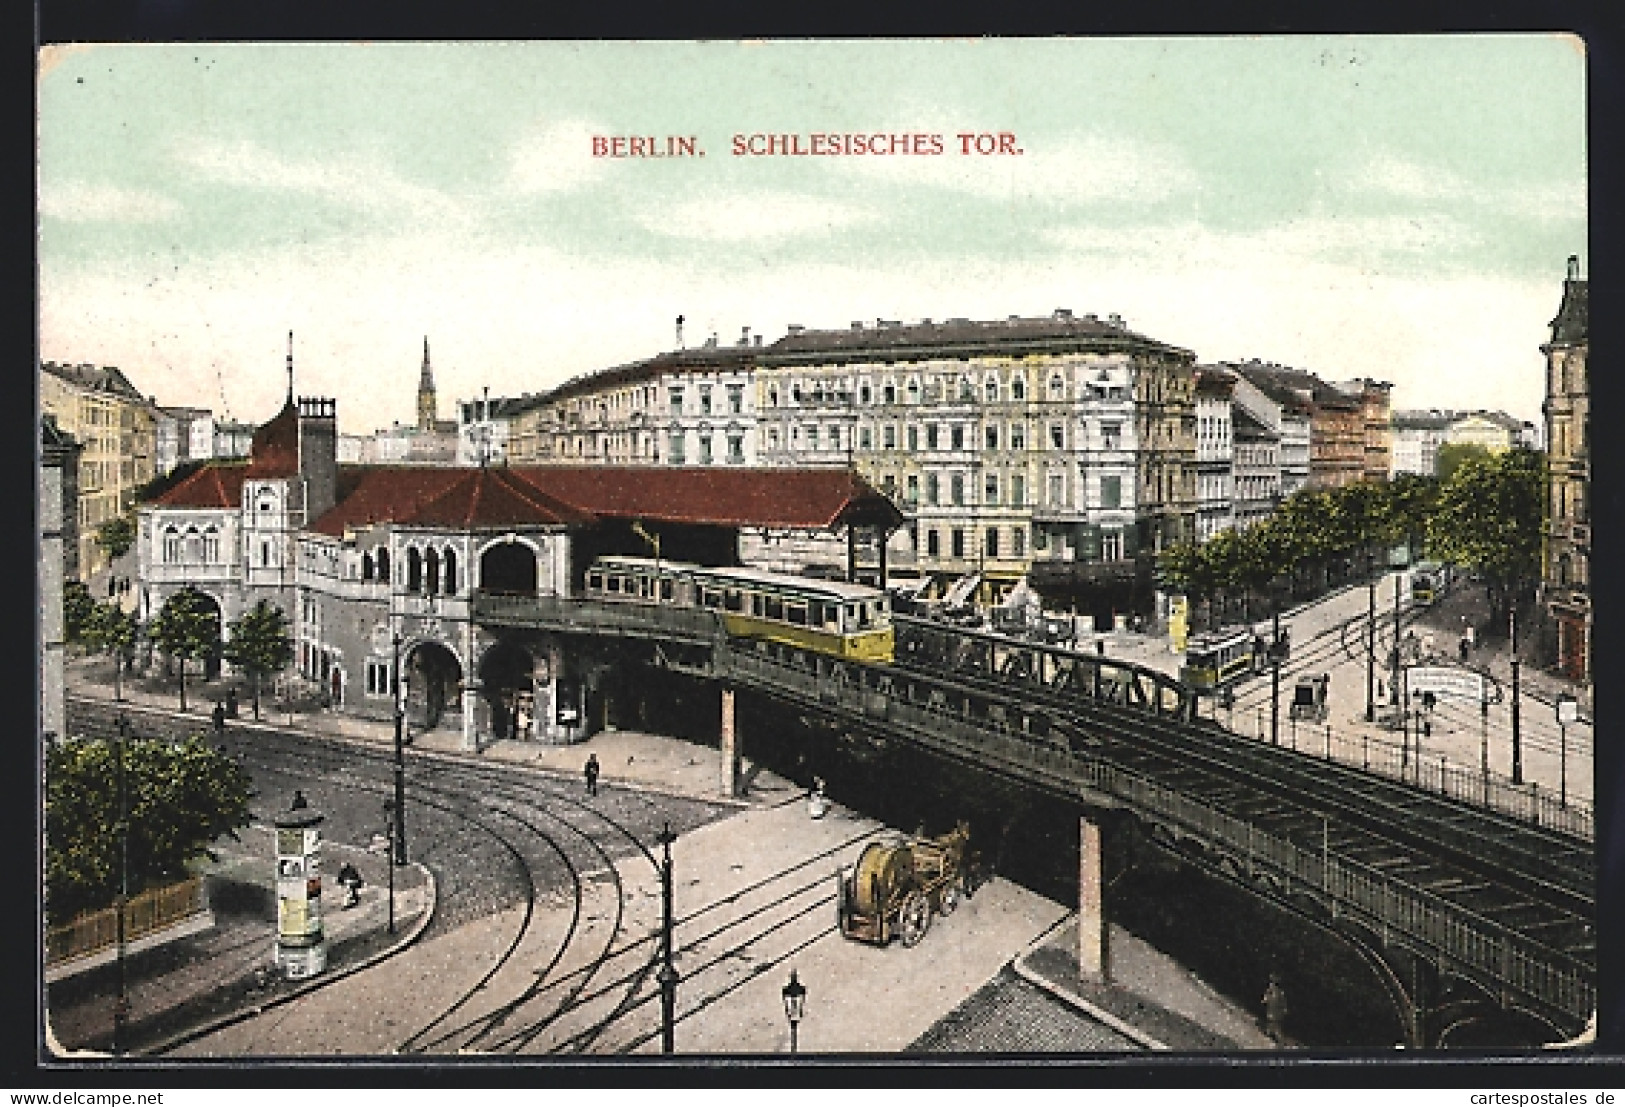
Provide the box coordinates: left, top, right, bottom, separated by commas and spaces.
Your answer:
39, 361, 159, 577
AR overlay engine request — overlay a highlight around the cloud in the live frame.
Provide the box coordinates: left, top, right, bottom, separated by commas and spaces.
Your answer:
633, 190, 877, 243
841, 134, 1198, 206
1048, 212, 1479, 273
1345, 151, 1584, 226
1348, 153, 1468, 201
174, 136, 472, 228
40, 180, 180, 223
505, 119, 609, 194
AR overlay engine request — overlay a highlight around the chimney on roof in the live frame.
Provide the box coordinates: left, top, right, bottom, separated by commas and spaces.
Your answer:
740, 326, 752, 347
676, 314, 685, 349
754, 335, 763, 347
921, 318, 932, 325
1054, 308, 1072, 320
1108, 313, 1123, 327
1007, 315, 1020, 323
851, 321, 864, 331
1568, 254, 1581, 280
787, 324, 805, 335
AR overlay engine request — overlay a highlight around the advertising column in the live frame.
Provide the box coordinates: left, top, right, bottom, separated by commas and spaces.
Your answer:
273, 792, 327, 979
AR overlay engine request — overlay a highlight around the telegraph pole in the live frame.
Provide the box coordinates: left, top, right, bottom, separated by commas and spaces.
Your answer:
1365, 555, 1377, 722
1510, 594, 1523, 785
1391, 573, 1403, 707
1270, 611, 1281, 746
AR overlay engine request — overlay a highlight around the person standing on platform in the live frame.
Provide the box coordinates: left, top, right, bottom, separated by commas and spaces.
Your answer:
584, 752, 600, 796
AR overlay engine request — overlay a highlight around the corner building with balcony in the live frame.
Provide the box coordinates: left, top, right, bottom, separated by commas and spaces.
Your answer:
1542, 256, 1589, 684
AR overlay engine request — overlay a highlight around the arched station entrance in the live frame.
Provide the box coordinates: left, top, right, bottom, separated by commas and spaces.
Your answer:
405, 641, 463, 731
479, 640, 536, 740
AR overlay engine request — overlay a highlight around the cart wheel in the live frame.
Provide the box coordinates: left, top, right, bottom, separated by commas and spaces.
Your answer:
938, 884, 960, 916
898, 891, 932, 947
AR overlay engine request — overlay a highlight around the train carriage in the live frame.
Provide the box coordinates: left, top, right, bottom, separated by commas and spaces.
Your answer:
583, 555, 895, 662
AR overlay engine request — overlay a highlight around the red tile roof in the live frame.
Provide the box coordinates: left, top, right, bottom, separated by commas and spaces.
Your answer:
149, 463, 252, 509
396, 466, 595, 530
507, 466, 900, 530
247, 399, 300, 477
154, 457, 902, 535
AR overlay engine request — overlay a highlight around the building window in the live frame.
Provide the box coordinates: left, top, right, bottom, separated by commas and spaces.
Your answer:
986, 424, 999, 451
728, 433, 744, 463
1012, 376, 1026, 401
425, 547, 441, 595
807, 425, 819, 449
1048, 472, 1064, 506
407, 547, 423, 592
163, 526, 180, 563
767, 427, 780, 451
959, 377, 974, 401
927, 424, 939, 449
951, 424, 965, 450
926, 529, 940, 556
727, 384, 743, 414
203, 526, 220, 562
1013, 528, 1026, 557
985, 378, 1000, 403
907, 425, 918, 451
884, 382, 898, 404
444, 548, 458, 595
859, 382, 872, 404
699, 386, 712, 415
951, 474, 965, 506
183, 526, 201, 562
376, 547, 390, 583
768, 387, 779, 408
365, 660, 397, 697
951, 529, 966, 558
669, 433, 686, 464
1012, 473, 1026, 506
906, 474, 919, 505
906, 379, 920, 404
985, 527, 1000, 557
926, 473, 940, 506
882, 424, 896, 450
985, 473, 1000, 505
860, 426, 873, 450
1049, 374, 1065, 399
1011, 423, 1026, 451
1102, 475, 1122, 509
1050, 423, 1065, 449
362, 551, 374, 581
1102, 422, 1121, 449
669, 389, 685, 415
827, 425, 841, 450
1102, 530, 1123, 561
699, 435, 714, 465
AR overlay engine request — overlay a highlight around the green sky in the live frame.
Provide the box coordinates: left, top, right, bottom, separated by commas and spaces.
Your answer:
38, 37, 1585, 430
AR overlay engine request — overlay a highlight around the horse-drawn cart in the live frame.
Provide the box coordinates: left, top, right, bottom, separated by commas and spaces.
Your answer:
837, 823, 981, 947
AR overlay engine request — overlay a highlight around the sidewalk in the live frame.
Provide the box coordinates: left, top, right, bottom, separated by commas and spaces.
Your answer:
1013, 919, 1278, 1051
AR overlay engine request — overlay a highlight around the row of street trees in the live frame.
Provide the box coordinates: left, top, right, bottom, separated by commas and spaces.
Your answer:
1159, 447, 1544, 633
64, 585, 294, 718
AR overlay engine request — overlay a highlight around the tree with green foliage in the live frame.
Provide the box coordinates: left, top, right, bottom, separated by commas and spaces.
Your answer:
86, 600, 139, 701
1427, 446, 1545, 625
1435, 442, 1494, 484
63, 579, 96, 647
223, 600, 294, 720
95, 515, 136, 562
1383, 473, 1441, 561
148, 588, 220, 712
45, 733, 253, 924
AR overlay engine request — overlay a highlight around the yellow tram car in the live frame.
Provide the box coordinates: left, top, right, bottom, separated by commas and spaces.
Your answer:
1179, 625, 1262, 694
584, 556, 895, 662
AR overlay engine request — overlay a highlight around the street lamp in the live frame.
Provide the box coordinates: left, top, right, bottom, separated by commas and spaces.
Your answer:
1555, 692, 1578, 808
392, 633, 408, 866
382, 799, 397, 935
656, 822, 679, 1054
782, 969, 807, 1054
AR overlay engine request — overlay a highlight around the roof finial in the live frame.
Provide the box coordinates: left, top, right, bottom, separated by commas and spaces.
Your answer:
285, 331, 295, 405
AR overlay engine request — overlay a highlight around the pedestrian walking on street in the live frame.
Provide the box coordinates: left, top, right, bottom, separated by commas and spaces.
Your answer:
1262, 973, 1288, 1044
584, 752, 600, 796
212, 700, 226, 736
226, 687, 239, 719
1460, 635, 1471, 664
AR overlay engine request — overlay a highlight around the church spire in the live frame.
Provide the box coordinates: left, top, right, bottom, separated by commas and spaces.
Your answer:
417, 335, 437, 431
285, 330, 295, 406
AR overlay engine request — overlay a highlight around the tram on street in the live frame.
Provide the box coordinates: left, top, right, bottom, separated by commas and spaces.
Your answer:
1411, 561, 1450, 606
1179, 626, 1263, 694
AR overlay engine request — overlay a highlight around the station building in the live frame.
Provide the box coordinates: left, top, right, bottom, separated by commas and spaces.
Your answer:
138, 387, 899, 750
